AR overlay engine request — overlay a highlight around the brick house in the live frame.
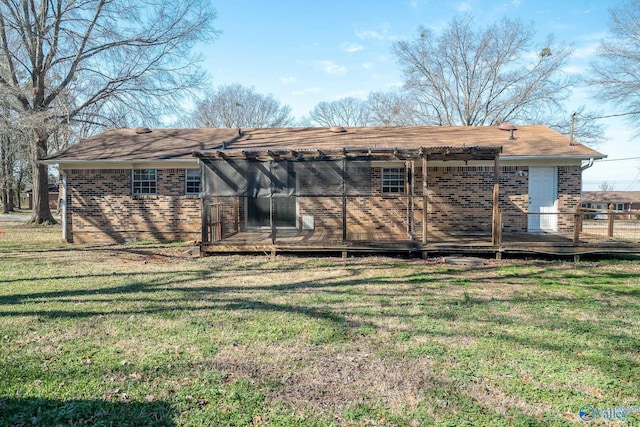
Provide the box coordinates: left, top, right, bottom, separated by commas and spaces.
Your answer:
582, 191, 640, 220
42, 125, 604, 250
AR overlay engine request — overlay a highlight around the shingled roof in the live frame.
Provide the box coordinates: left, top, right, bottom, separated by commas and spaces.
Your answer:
582, 191, 640, 204
42, 125, 604, 163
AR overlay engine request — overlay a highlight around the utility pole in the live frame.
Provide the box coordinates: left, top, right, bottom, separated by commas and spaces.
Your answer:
570, 112, 576, 145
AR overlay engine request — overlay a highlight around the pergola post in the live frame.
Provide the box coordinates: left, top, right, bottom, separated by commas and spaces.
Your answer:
341, 153, 347, 242
270, 160, 276, 245
492, 155, 501, 246
201, 197, 209, 244
422, 153, 428, 245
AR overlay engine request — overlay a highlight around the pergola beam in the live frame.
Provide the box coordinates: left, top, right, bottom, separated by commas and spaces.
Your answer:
194, 146, 502, 162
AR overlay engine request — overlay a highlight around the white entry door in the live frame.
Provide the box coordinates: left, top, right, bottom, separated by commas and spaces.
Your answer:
528, 167, 558, 232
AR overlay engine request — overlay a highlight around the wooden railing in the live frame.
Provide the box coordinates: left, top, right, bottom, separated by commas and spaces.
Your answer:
576, 206, 640, 242
496, 207, 640, 246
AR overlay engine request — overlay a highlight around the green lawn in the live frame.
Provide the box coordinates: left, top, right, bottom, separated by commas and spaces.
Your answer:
1, 223, 639, 426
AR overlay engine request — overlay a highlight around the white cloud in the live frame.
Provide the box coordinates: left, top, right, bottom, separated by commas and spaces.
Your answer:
292, 87, 321, 96
319, 60, 347, 75
362, 63, 373, 70
573, 42, 600, 59
561, 65, 585, 75
575, 31, 607, 42
356, 29, 385, 40
341, 42, 364, 53
407, 0, 429, 9
280, 76, 297, 85
455, 1, 472, 12
333, 90, 369, 100
356, 23, 402, 42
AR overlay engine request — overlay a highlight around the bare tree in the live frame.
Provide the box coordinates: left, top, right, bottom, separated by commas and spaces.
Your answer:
0, 97, 26, 213
0, 133, 13, 212
367, 90, 428, 126
309, 97, 371, 127
393, 16, 575, 126
590, 0, 640, 125
189, 84, 294, 128
0, 0, 217, 223
0, 127, 31, 213
599, 181, 614, 191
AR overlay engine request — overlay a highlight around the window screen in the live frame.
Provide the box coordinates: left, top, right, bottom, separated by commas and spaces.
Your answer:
133, 169, 157, 195
186, 169, 200, 194
382, 168, 405, 194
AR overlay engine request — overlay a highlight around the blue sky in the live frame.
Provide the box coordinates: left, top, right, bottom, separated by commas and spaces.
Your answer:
198, 0, 639, 191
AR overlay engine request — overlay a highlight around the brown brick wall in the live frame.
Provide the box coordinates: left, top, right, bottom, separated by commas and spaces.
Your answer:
499, 167, 529, 233
298, 197, 343, 232
67, 163, 583, 244
265, 164, 582, 240
346, 196, 411, 240
557, 165, 582, 231
65, 169, 200, 243
426, 166, 495, 233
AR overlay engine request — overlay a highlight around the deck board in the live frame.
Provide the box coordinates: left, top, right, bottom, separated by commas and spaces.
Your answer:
201, 229, 640, 256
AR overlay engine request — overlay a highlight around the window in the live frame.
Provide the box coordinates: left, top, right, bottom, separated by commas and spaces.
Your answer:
382, 168, 405, 194
132, 169, 157, 194
186, 169, 201, 195
613, 203, 626, 211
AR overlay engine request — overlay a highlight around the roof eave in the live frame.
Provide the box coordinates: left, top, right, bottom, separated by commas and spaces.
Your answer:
40, 158, 199, 166
501, 154, 607, 161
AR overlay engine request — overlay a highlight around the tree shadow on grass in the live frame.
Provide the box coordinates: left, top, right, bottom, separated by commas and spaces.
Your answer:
1, 260, 639, 416
0, 396, 175, 427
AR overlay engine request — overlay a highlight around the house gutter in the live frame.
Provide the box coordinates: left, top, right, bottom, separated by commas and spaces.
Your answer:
38, 158, 199, 165
581, 158, 596, 171
501, 155, 606, 162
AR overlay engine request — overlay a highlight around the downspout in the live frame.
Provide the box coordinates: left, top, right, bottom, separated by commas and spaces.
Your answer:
578, 158, 596, 238
581, 158, 595, 171
61, 170, 67, 242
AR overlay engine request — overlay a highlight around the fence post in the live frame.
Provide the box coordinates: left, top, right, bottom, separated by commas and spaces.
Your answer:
608, 203, 614, 238
573, 206, 581, 244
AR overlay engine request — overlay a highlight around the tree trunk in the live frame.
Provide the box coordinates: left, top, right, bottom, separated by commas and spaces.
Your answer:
7, 186, 15, 211
29, 133, 56, 224
16, 173, 24, 210
0, 139, 9, 213
1, 189, 8, 213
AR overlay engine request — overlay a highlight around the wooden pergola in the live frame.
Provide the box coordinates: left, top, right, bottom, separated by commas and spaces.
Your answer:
194, 145, 503, 252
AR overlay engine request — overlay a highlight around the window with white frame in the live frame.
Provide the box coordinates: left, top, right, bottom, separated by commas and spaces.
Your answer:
382, 168, 405, 194
186, 169, 201, 195
132, 169, 157, 194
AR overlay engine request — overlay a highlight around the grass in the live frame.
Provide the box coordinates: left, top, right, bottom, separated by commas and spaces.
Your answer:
1, 223, 639, 426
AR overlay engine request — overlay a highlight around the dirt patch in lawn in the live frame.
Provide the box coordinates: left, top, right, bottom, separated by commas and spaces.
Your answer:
213, 340, 438, 413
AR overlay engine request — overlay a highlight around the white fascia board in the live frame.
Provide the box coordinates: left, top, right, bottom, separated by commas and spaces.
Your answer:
426, 157, 600, 168
501, 155, 607, 162
50, 159, 200, 169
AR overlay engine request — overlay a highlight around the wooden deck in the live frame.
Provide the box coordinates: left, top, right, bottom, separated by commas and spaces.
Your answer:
201, 229, 640, 257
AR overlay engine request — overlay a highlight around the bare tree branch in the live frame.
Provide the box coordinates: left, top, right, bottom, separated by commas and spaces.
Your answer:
188, 83, 294, 128
590, 0, 640, 130
393, 16, 575, 126
309, 97, 370, 127
0, 0, 218, 223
